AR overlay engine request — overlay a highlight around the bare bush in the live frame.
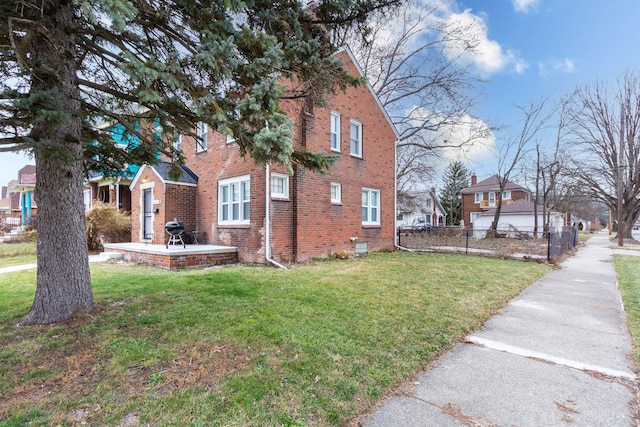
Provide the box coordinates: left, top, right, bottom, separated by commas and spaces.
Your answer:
86, 202, 131, 251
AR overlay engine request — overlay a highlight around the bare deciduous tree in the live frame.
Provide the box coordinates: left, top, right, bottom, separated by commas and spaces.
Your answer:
488, 98, 556, 235
331, 0, 490, 194
530, 98, 570, 236
565, 71, 640, 240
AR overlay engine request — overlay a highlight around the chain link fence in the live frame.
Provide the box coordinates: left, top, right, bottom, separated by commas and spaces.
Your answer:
397, 226, 578, 262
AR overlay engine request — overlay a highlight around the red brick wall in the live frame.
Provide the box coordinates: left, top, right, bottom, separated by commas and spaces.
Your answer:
287, 50, 396, 260
115, 248, 237, 270
164, 183, 197, 236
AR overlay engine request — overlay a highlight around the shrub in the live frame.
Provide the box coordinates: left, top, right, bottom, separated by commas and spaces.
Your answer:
332, 250, 350, 260
15, 230, 37, 243
86, 202, 131, 251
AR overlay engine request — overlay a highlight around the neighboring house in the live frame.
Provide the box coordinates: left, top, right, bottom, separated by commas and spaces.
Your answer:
471, 199, 565, 238
85, 171, 135, 212
129, 46, 399, 263
460, 174, 531, 226
8, 165, 37, 227
397, 187, 447, 229
0, 185, 11, 217
83, 122, 143, 212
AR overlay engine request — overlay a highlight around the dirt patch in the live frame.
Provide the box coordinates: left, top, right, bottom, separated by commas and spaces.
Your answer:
440, 403, 499, 426
154, 342, 250, 394
0, 306, 250, 424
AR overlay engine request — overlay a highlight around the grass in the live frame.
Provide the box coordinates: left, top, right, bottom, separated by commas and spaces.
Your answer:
613, 254, 640, 364
0, 252, 549, 426
0, 243, 37, 268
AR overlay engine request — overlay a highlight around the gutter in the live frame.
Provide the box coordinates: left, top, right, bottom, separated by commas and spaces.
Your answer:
393, 138, 411, 252
265, 163, 288, 270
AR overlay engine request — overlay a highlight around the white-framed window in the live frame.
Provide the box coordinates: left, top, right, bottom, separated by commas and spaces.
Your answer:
83, 188, 92, 210
350, 120, 362, 157
271, 173, 289, 199
226, 110, 239, 144
502, 190, 511, 200
474, 192, 483, 203
331, 182, 342, 204
173, 134, 182, 152
362, 188, 380, 225
488, 192, 496, 206
330, 112, 341, 152
471, 212, 481, 223
219, 175, 250, 225
196, 121, 207, 152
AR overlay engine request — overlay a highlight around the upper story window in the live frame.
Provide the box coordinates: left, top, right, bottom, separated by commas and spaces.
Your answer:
219, 175, 250, 225
226, 110, 239, 144
331, 182, 342, 204
502, 190, 511, 200
196, 121, 207, 152
362, 188, 380, 225
331, 112, 341, 152
350, 120, 362, 157
474, 192, 483, 203
271, 173, 289, 199
173, 134, 182, 152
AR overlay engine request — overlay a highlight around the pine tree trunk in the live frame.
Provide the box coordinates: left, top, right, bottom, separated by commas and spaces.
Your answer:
20, 2, 92, 325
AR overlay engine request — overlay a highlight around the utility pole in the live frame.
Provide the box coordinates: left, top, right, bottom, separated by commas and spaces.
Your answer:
617, 102, 625, 246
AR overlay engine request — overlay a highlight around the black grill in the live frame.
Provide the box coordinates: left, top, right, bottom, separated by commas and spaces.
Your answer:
165, 220, 185, 248
165, 220, 184, 235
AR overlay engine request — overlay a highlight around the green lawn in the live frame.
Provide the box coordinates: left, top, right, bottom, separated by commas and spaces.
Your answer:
0, 242, 37, 268
0, 252, 549, 426
613, 254, 640, 364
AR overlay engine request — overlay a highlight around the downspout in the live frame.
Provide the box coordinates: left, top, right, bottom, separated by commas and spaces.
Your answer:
393, 139, 415, 252
265, 163, 288, 269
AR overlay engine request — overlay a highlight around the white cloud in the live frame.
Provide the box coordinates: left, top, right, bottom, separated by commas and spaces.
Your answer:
405, 107, 497, 167
538, 58, 576, 77
443, 9, 529, 76
512, 0, 540, 14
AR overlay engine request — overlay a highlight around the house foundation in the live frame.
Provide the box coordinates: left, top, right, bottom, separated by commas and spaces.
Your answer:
103, 242, 238, 270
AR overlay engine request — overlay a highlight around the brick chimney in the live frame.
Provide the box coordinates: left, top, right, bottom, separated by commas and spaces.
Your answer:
471, 174, 477, 186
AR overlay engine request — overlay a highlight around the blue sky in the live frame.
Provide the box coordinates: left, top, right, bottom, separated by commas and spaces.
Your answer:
1, 0, 639, 189
448, 0, 640, 179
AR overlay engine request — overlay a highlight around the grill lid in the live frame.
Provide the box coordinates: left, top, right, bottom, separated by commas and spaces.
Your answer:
165, 220, 184, 235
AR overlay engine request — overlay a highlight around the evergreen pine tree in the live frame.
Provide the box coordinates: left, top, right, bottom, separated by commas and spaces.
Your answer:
440, 161, 470, 225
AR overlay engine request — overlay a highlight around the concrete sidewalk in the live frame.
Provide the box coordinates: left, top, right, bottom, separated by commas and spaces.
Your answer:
365, 231, 638, 426
0, 252, 122, 274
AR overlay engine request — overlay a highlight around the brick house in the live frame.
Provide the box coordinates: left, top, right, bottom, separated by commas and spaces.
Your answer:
129, 47, 399, 263
8, 165, 37, 227
460, 174, 531, 226
83, 122, 142, 213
